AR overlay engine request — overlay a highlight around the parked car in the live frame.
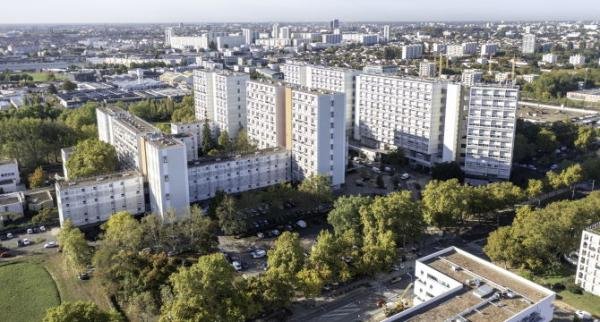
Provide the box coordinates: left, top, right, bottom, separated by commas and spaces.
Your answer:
232, 261, 243, 271
78, 272, 90, 280
6, 233, 13, 239
26, 228, 33, 234
44, 241, 58, 248
575, 310, 592, 320
251, 249, 267, 259
400, 173, 411, 180
39, 226, 46, 232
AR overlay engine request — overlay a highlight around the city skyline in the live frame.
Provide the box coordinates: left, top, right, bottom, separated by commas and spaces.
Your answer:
1, 0, 599, 24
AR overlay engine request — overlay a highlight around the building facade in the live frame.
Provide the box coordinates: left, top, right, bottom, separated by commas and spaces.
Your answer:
0, 159, 20, 193
576, 223, 600, 296
402, 44, 423, 60
522, 33, 536, 54
56, 171, 145, 227
246, 80, 286, 149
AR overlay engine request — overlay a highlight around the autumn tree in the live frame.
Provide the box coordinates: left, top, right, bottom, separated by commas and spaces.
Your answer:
28, 166, 45, 188
66, 139, 118, 179
57, 220, 91, 274
43, 301, 121, 322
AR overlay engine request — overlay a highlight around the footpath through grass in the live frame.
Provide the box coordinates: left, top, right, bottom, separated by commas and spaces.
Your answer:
0, 261, 61, 322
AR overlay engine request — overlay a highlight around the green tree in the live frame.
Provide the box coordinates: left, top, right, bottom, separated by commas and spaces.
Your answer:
66, 139, 118, 179
327, 195, 372, 237
32, 207, 59, 224
422, 179, 469, 230
217, 130, 231, 152
513, 134, 534, 163
61, 80, 77, 91
546, 164, 583, 190
201, 121, 214, 154
298, 174, 333, 202
574, 126, 595, 151
484, 226, 520, 268
234, 128, 256, 154
217, 195, 247, 235
171, 106, 195, 123
28, 166, 45, 188
57, 220, 91, 273
535, 128, 559, 153
160, 253, 247, 322
582, 158, 600, 181
431, 162, 465, 182
43, 301, 121, 322
267, 232, 305, 282
526, 179, 544, 199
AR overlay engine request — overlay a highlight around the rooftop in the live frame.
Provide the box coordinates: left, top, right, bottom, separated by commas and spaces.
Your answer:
145, 133, 185, 148
585, 222, 600, 235
0, 159, 18, 166
0, 192, 24, 206
56, 170, 142, 189
387, 247, 554, 322
99, 106, 158, 135
188, 147, 288, 167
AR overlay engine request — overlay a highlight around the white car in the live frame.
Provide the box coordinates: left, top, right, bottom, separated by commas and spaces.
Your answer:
251, 249, 267, 259
575, 310, 592, 320
232, 261, 243, 271
22, 238, 31, 246
400, 173, 411, 180
44, 241, 58, 248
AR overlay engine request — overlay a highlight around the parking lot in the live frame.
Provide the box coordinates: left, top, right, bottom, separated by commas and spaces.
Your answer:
0, 227, 61, 259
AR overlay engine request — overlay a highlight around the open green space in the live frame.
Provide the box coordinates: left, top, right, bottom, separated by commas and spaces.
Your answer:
26, 72, 68, 82
0, 261, 61, 322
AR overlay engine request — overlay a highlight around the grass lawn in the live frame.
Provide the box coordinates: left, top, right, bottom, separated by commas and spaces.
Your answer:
26, 72, 68, 82
527, 273, 600, 317
43, 253, 113, 312
0, 261, 61, 322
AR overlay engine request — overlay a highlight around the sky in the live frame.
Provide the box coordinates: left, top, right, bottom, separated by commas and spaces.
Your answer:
1, 0, 599, 24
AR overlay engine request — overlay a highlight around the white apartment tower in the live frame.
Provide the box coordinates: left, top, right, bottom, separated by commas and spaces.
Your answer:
193, 69, 250, 137
576, 222, 600, 296
281, 61, 359, 137
522, 33, 536, 54
287, 88, 346, 187
419, 61, 437, 78
569, 54, 586, 66
402, 44, 423, 60
383, 25, 390, 41
144, 134, 190, 220
246, 80, 286, 149
542, 53, 558, 64
355, 75, 449, 167
272, 23, 280, 39
455, 85, 518, 180
461, 69, 484, 86
481, 43, 499, 57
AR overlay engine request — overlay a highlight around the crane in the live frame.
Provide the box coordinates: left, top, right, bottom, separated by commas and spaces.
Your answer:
384, 282, 414, 317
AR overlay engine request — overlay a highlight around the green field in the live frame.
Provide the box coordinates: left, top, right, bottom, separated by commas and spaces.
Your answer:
0, 261, 61, 322
26, 72, 68, 82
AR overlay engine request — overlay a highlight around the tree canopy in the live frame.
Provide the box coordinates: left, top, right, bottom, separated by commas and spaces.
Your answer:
66, 139, 118, 179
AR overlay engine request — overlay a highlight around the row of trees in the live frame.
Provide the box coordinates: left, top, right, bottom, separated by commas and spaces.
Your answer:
201, 125, 257, 158
128, 96, 195, 123
0, 101, 98, 177
485, 191, 600, 274
514, 119, 598, 164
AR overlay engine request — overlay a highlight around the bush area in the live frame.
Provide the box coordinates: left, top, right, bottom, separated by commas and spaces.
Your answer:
0, 261, 61, 322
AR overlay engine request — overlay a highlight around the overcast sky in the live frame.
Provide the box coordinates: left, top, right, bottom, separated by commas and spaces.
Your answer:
1, 0, 599, 24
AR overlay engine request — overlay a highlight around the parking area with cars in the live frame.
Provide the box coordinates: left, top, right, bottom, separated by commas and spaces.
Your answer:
0, 227, 60, 259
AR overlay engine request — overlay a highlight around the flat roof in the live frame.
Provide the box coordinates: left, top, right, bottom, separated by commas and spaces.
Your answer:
585, 222, 600, 235
0, 159, 17, 166
99, 106, 158, 134
56, 170, 142, 189
188, 147, 288, 167
390, 247, 554, 322
0, 192, 23, 206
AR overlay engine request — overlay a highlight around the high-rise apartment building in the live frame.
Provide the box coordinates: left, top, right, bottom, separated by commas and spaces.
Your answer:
144, 134, 190, 220
443, 85, 518, 180
569, 54, 586, 66
193, 69, 250, 137
355, 75, 449, 167
0, 159, 21, 193
481, 43, 499, 57
241, 28, 258, 45
281, 61, 358, 136
383, 25, 390, 41
522, 33, 536, 54
272, 23, 280, 39
96, 106, 158, 169
402, 44, 423, 60
419, 61, 437, 78
542, 53, 558, 64
246, 80, 286, 149
576, 222, 600, 296
461, 69, 484, 86
330, 19, 340, 30
279, 27, 291, 39
287, 88, 346, 187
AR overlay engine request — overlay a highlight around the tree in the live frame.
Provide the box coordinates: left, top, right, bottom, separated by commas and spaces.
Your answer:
380, 148, 406, 166
171, 106, 195, 123
431, 162, 465, 182
267, 232, 305, 282
327, 195, 372, 237
181, 206, 218, 255
574, 126, 595, 151
57, 220, 91, 273
526, 179, 544, 199
201, 121, 214, 154
28, 166, 45, 188
484, 227, 520, 268
422, 179, 469, 230
582, 158, 600, 181
217, 195, 247, 235
160, 253, 247, 322
546, 164, 583, 190
61, 80, 77, 91
376, 174, 385, 189
32, 207, 59, 224
217, 130, 231, 152
298, 174, 333, 202
513, 134, 535, 163
234, 128, 256, 154
535, 128, 559, 153
66, 139, 118, 179
43, 301, 121, 322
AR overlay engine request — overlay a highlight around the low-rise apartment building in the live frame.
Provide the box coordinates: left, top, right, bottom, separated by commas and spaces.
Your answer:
0, 159, 21, 193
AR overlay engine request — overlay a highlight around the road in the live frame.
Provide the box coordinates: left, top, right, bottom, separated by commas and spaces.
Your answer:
519, 101, 599, 115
